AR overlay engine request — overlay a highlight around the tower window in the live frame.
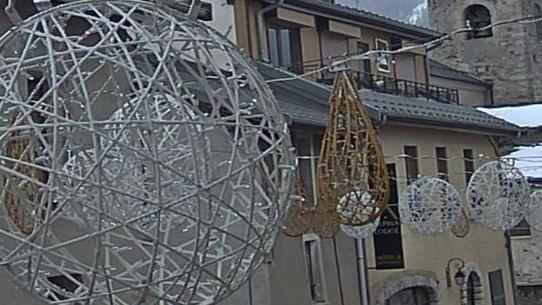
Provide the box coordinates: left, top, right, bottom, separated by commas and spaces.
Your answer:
464, 5, 493, 39
535, 4, 542, 40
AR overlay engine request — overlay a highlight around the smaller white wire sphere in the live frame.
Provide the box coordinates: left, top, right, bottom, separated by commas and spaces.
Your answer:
339, 191, 380, 238
526, 190, 542, 232
466, 161, 530, 231
399, 177, 462, 235
336, 189, 379, 225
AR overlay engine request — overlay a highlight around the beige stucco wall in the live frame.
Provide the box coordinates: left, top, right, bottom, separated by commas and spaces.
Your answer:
369, 125, 515, 305
238, 124, 517, 305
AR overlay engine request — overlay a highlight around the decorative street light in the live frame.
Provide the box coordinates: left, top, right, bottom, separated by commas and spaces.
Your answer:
446, 257, 466, 287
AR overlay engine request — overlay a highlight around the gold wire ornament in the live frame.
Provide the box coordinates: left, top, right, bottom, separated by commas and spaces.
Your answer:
314, 70, 389, 235
2, 110, 47, 235
282, 174, 315, 237
451, 209, 470, 238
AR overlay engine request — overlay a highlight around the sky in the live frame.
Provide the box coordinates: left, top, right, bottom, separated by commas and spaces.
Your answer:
334, 0, 429, 26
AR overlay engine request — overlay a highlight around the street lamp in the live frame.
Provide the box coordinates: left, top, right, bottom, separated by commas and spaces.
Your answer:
445, 257, 466, 287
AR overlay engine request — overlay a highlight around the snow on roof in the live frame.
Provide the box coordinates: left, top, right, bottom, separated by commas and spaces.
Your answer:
507, 146, 542, 178
478, 104, 542, 177
478, 104, 542, 128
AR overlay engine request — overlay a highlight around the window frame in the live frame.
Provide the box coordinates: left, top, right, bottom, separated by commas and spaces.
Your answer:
266, 21, 302, 71
463, 148, 476, 186
488, 270, 506, 305
464, 5, 493, 39
302, 234, 328, 303
404, 145, 420, 184
375, 38, 391, 73
435, 146, 449, 181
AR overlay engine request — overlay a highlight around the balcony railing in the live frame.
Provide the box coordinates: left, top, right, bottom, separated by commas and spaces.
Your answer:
281, 60, 460, 105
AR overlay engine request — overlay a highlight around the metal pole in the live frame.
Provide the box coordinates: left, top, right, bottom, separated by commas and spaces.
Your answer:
356, 237, 370, 305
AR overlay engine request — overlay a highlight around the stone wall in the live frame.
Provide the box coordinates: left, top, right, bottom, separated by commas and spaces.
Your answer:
428, 0, 542, 105
511, 230, 542, 305
517, 286, 542, 305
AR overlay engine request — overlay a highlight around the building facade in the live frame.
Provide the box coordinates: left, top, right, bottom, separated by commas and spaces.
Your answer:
221, 1, 522, 305
510, 178, 542, 305
428, 0, 542, 106
0, 1, 526, 305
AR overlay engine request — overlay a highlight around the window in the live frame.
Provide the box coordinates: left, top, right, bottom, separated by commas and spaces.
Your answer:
465, 5, 493, 39
466, 272, 483, 305
375, 38, 391, 73
435, 147, 448, 181
373, 164, 405, 269
463, 149, 475, 186
267, 24, 302, 72
404, 145, 419, 184
535, 4, 542, 40
489, 270, 506, 305
357, 42, 372, 74
304, 238, 326, 302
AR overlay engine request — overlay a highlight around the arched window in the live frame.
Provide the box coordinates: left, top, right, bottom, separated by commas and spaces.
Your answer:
463, 271, 483, 305
535, 4, 542, 40
464, 5, 493, 39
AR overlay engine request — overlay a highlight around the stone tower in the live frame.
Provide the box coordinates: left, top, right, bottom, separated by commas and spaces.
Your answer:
428, 0, 542, 105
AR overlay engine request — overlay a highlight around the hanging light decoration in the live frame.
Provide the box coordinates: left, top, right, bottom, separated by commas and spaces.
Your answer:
526, 190, 542, 232
282, 174, 315, 237
451, 209, 471, 238
466, 161, 530, 231
0, 1, 294, 304
314, 71, 389, 237
399, 177, 462, 235
340, 190, 381, 239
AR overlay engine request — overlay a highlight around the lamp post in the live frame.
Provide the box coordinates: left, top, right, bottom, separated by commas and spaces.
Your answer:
445, 257, 466, 287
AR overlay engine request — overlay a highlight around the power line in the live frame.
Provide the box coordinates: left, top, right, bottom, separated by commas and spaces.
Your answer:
266, 15, 542, 84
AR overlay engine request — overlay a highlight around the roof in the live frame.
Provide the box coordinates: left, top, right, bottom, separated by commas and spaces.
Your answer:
265, 0, 441, 39
255, 61, 520, 136
429, 58, 490, 86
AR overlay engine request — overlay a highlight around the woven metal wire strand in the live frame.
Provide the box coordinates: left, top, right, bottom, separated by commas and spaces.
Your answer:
0, 1, 293, 304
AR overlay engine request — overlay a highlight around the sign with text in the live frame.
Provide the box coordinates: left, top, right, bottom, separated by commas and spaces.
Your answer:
373, 164, 404, 269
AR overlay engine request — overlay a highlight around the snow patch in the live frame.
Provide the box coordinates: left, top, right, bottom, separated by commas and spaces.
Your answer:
478, 105, 542, 128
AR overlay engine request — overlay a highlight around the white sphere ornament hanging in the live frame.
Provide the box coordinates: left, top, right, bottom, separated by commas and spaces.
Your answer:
526, 190, 542, 232
399, 177, 462, 235
339, 191, 380, 238
0, 1, 294, 305
466, 161, 530, 231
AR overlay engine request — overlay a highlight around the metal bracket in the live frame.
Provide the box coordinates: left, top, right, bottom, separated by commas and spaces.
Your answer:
4, 0, 22, 24
34, 0, 52, 12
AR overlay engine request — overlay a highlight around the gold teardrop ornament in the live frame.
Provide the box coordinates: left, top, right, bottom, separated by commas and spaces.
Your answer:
315, 71, 389, 229
451, 209, 470, 238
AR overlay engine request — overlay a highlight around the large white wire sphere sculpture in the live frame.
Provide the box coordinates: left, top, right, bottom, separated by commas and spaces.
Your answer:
466, 161, 530, 231
399, 177, 462, 235
526, 190, 542, 232
0, 1, 294, 304
339, 191, 380, 238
